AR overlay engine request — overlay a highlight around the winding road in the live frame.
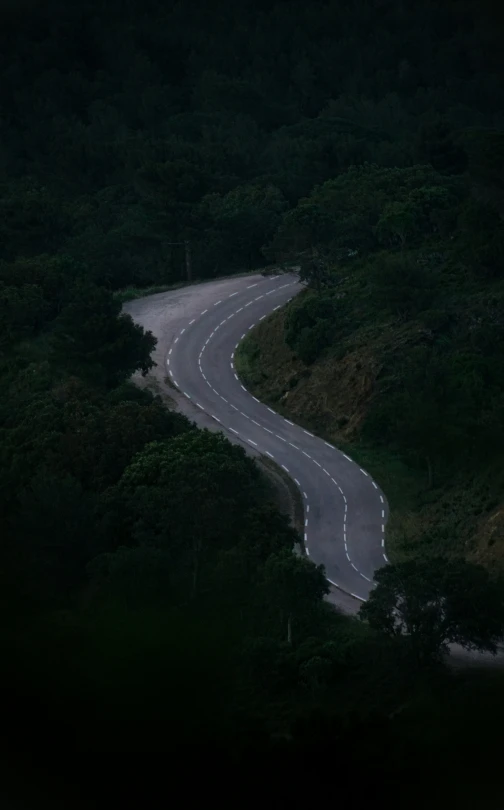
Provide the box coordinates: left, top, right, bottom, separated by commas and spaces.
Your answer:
125, 271, 388, 605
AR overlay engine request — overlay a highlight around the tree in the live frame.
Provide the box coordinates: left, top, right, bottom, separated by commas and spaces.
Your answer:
112, 430, 263, 598
360, 558, 504, 665
260, 550, 329, 644
50, 280, 156, 387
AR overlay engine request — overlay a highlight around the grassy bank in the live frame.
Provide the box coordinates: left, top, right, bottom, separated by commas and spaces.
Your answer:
235, 299, 504, 567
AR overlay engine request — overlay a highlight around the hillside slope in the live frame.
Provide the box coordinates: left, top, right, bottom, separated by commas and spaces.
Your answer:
237, 163, 504, 569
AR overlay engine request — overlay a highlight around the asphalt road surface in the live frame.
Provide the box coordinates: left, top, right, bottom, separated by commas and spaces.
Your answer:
125, 270, 388, 605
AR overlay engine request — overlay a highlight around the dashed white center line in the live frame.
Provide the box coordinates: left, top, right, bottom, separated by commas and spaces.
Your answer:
201, 309, 208, 315
247, 283, 258, 289
180, 328, 185, 335
228, 292, 238, 297
214, 300, 222, 306
189, 319, 196, 325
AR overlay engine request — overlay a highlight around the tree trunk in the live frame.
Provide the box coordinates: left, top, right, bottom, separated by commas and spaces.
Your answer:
426, 455, 433, 489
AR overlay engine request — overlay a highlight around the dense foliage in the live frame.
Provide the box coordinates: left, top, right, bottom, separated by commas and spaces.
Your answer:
1, 0, 504, 789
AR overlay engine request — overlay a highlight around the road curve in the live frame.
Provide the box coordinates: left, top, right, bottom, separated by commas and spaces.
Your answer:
125, 271, 388, 603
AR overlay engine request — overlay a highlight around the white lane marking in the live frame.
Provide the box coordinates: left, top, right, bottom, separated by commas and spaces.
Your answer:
241, 385, 247, 391
196, 403, 204, 410
220, 396, 228, 403
303, 430, 314, 437
360, 573, 372, 583
247, 439, 258, 447
214, 325, 220, 331
263, 427, 273, 434
189, 319, 196, 325
344, 504, 347, 513
248, 324, 254, 330
351, 592, 366, 602
214, 300, 222, 306
234, 373, 238, 381
202, 373, 207, 380
306, 505, 310, 513
383, 553, 389, 563
169, 348, 173, 355
211, 415, 221, 423
265, 290, 275, 295
247, 283, 257, 288
174, 337, 179, 344
252, 396, 260, 403
302, 451, 311, 459
266, 451, 274, 458
313, 460, 322, 468
231, 404, 239, 410
245, 302, 253, 307
169, 369, 173, 377
380, 495, 384, 503
173, 380, 179, 387
241, 333, 246, 339
236, 308, 244, 314
255, 295, 263, 301
267, 407, 275, 414
360, 468, 368, 477
281, 465, 289, 472
220, 319, 226, 326
212, 388, 219, 395
167, 358, 170, 366
289, 442, 299, 450
273, 305, 281, 311
259, 315, 267, 321
201, 309, 208, 315
240, 412, 250, 419
346, 552, 351, 561
382, 510, 385, 518
382, 524, 385, 533
231, 364, 235, 371
180, 328, 185, 335
294, 478, 300, 485
343, 495, 347, 503
228, 292, 238, 297
304, 533, 308, 543
183, 391, 190, 398
305, 518, 308, 527
323, 469, 331, 476
324, 442, 335, 449
276, 435, 287, 442
343, 454, 351, 461
306, 548, 310, 556
351, 563, 358, 572
372, 482, 378, 490
303, 492, 308, 499
231, 352, 235, 359
230, 428, 239, 435
205, 338, 210, 346
284, 419, 294, 426
270, 275, 279, 280
381, 538, 385, 547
